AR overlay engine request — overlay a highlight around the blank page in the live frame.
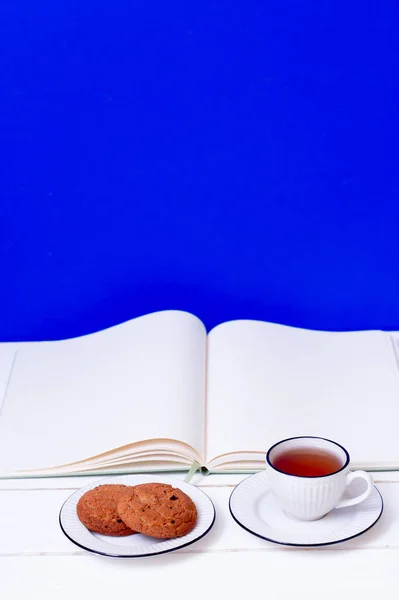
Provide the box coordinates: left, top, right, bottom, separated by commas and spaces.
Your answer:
0, 345, 18, 413
0, 310, 206, 472
0, 343, 17, 415
206, 320, 399, 468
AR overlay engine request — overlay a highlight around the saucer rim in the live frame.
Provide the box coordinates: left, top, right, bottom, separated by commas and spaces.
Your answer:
229, 472, 384, 547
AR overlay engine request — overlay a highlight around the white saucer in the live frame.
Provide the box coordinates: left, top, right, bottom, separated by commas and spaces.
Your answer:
229, 471, 383, 547
59, 474, 215, 557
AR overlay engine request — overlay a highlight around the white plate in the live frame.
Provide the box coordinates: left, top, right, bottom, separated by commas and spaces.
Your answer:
59, 474, 215, 557
229, 471, 383, 547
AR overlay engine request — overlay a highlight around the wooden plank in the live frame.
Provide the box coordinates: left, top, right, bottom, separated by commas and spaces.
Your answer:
0, 550, 397, 600
1, 482, 398, 555
0, 470, 397, 490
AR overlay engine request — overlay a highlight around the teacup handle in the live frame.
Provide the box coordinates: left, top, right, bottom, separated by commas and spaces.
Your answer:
335, 471, 374, 509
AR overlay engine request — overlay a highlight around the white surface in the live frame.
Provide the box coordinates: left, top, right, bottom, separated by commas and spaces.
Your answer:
229, 471, 382, 545
60, 473, 215, 557
1, 471, 399, 599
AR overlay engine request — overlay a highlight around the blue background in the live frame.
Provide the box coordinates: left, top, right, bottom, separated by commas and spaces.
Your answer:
1, 1, 398, 341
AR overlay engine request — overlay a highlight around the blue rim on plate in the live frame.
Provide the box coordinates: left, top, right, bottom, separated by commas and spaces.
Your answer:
59, 474, 216, 557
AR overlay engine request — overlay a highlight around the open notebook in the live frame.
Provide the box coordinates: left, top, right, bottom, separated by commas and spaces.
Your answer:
0, 310, 398, 478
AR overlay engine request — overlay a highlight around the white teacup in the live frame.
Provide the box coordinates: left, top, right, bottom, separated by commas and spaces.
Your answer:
266, 436, 374, 521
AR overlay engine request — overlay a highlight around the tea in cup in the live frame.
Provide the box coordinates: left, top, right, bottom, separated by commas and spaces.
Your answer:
266, 436, 374, 521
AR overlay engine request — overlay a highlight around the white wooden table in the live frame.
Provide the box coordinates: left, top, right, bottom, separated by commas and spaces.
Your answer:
1, 470, 398, 599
